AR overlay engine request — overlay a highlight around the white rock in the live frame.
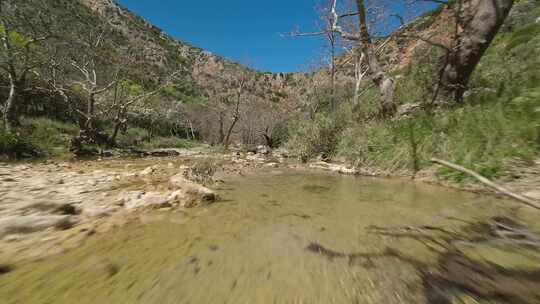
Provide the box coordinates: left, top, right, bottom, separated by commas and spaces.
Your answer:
122, 191, 171, 210
139, 166, 158, 176
257, 145, 271, 155
83, 207, 112, 218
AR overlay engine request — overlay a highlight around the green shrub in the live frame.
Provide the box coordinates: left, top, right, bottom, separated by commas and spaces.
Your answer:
115, 127, 150, 147
13, 118, 78, 157
338, 94, 539, 181
141, 136, 196, 149
0, 129, 40, 158
184, 159, 218, 185
286, 104, 353, 159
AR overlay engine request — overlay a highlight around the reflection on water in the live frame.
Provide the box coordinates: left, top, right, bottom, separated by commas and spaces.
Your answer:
0, 170, 533, 303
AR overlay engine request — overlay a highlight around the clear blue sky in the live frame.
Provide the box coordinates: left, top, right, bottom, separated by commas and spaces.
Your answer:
116, 0, 437, 73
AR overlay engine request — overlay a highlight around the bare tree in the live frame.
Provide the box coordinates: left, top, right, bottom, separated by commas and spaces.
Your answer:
0, 0, 53, 131
108, 71, 182, 145
296, 0, 398, 116
394, 0, 515, 103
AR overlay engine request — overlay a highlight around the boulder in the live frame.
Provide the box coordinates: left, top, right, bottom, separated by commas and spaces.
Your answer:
397, 103, 422, 116
169, 174, 216, 207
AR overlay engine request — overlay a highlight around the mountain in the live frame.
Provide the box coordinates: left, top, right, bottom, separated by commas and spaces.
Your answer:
1, 0, 538, 161
1, 0, 308, 148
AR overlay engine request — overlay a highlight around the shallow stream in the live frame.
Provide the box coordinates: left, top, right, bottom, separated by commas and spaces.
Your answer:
0, 169, 523, 303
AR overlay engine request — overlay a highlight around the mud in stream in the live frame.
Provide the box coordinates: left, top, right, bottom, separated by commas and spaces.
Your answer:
1, 169, 538, 303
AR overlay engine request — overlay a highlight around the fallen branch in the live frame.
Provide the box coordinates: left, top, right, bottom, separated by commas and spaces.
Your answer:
431, 158, 540, 210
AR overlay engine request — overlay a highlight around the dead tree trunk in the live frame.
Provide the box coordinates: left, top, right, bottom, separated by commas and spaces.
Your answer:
355, 0, 397, 117
441, 0, 515, 102
223, 92, 242, 148
325, 0, 397, 117
217, 111, 225, 145
2, 75, 17, 132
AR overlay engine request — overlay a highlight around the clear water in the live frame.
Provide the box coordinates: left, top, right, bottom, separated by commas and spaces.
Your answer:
0, 169, 513, 303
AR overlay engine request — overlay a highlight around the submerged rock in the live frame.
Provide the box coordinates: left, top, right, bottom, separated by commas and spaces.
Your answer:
0, 215, 77, 237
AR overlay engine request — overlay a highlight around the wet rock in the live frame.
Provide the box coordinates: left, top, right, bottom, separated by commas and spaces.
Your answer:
122, 191, 171, 210
264, 162, 279, 168
139, 165, 158, 176
54, 204, 81, 215
257, 145, 271, 155
0, 215, 76, 237
272, 148, 289, 158
308, 161, 360, 175
83, 207, 113, 218
169, 174, 216, 207
145, 148, 185, 157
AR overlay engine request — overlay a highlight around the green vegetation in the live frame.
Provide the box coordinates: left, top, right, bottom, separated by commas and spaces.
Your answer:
22, 118, 79, 157
286, 4, 540, 182
0, 118, 198, 159
140, 137, 197, 150
0, 128, 38, 159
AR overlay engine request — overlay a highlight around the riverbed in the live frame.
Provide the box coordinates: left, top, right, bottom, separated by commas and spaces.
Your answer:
2, 159, 537, 304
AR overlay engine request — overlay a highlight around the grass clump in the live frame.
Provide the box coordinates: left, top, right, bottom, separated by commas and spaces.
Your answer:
286, 108, 350, 160
21, 117, 78, 157
184, 159, 219, 185
337, 95, 539, 181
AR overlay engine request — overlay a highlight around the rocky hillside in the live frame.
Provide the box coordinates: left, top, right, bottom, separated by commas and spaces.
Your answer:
0, 0, 312, 149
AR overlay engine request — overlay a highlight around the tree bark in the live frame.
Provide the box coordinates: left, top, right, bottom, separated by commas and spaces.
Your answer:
355, 0, 397, 117
217, 111, 225, 145
224, 97, 241, 148
2, 74, 17, 132
110, 109, 125, 146
441, 0, 515, 102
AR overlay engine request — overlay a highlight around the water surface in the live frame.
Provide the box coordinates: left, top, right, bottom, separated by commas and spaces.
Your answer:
0, 169, 513, 303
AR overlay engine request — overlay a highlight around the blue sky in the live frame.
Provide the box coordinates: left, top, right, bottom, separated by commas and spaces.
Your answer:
116, 1, 437, 73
